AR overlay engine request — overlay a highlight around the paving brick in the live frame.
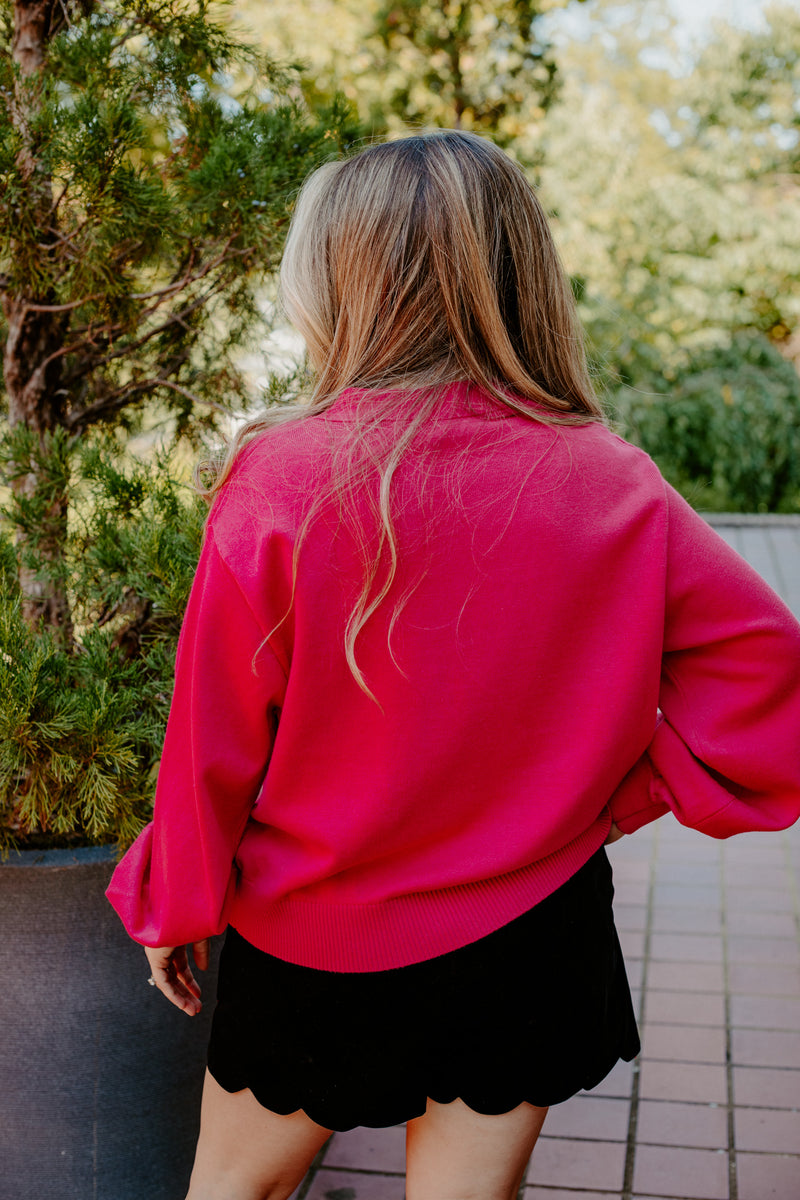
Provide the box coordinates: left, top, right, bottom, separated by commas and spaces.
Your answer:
614, 829, 657, 855
736, 1151, 800, 1200
635, 1100, 728, 1149
619, 928, 646, 959
732, 1029, 800, 1069
728, 963, 800, 995
527, 1137, 626, 1192
650, 907, 723, 935
524, 1191, 619, 1199
723, 864, 791, 889
725, 888, 794, 913
725, 910, 797, 937
632, 1143, 729, 1198
612, 858, 651, 881
304, 1169, 404, 1199
656, 838, 721, 863
323, 1125, 406, 1173
726, 936, 800, 967
541, 1096, 629, 1142
730, 995, 800, 1031
734, 1107, 800, 1153
655, 864, 720, 886
647, 961, 725, 993
641, 1023, 726, 1065
652, 884, 721, 908
613, 880, 649, 906
614, 903, 648, 931
649, 933, 724, 963
644, 990, 726, 1028
638, 1060, 727, 1104
733, 1067, 800, 1109
724, 841, 786, 865
626, 958, 644, 990
656, 823, 708, 845
582, 1058, 635, 1099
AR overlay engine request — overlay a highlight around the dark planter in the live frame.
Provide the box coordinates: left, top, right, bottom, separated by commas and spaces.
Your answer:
0, 845, 219, 1200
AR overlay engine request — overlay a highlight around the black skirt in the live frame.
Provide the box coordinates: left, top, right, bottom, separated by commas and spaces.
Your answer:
207, 846, 640, 1131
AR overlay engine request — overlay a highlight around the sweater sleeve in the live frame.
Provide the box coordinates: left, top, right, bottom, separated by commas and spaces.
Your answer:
106, 524, 286, 947
609, 484, 800, 838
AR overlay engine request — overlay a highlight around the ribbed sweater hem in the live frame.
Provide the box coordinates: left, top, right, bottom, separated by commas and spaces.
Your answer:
230, 814, 611, 972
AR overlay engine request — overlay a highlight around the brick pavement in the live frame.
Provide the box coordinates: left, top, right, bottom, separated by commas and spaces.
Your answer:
290, 517, 800, 1200
290, 821, 800, 1200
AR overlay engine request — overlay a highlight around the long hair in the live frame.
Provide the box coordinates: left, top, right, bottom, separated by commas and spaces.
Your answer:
201, 131, 604, 694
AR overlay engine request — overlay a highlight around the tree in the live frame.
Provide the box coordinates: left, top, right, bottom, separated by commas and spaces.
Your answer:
615, 335, 800, 513
236, 0, 584, 159
370, 0, 572, 153
0, 0, 357, 639
537, 1, 800, 380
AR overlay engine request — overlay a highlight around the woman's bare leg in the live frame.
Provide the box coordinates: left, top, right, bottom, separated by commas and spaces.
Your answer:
185, 1070, 333, 1200
405, 1097, 548, 1200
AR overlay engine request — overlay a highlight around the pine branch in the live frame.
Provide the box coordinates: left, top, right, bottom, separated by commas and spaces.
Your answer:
131, 376, 229, 411
62, 280, 225, 387
22, 292, 106, 313
127, 243, 206, 301
38, 250, 242, 387
65, 369, 229, 431
48, 181, 71, 215
36, 221, 90, 249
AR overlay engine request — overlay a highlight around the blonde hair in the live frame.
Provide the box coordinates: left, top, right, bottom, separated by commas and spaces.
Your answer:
202, 130, 603, 694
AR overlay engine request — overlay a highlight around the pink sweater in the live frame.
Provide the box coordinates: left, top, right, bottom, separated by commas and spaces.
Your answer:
107, 385, 800, 970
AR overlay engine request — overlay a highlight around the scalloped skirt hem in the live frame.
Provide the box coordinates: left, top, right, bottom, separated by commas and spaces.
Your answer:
206, 848, 640, 1132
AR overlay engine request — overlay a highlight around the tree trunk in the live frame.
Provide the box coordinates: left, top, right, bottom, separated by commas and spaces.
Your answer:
2, 297, 73, 636
2, 1, 74, 640
12, 0, 57, 74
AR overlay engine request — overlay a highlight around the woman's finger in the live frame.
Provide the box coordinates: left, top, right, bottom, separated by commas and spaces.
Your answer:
604, 821, 625, 845
193, 938, 210, 971
156, 969, 202, 1015
144, 945, 202, 1016
174, 949, 202, 1001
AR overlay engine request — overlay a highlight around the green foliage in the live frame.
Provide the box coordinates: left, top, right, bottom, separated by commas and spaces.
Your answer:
613, 336, 800, 514
534, 1, 800, 517
541, 2, 800, 376
234, 0, 581, 159
0, 425, 72, 593
370, 0, 570, 155
0, 614, 158, 853
677, 3, 800, 183
0, 0, 360, 431
0, 0, 360, 846
0, 444, 204, 853
74, 443, 204, 628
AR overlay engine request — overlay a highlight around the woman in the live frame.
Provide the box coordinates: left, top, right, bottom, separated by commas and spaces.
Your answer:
107, 131, 800, 1200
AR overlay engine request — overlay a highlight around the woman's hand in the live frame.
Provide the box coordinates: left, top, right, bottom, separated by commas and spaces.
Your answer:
604, 822, 625, 845
144, 940, 209, 1016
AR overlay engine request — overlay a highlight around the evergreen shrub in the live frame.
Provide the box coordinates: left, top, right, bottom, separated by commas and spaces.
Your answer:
0, 445, 203, 855
612, 335, 800, 513
0, 0, 358, 853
